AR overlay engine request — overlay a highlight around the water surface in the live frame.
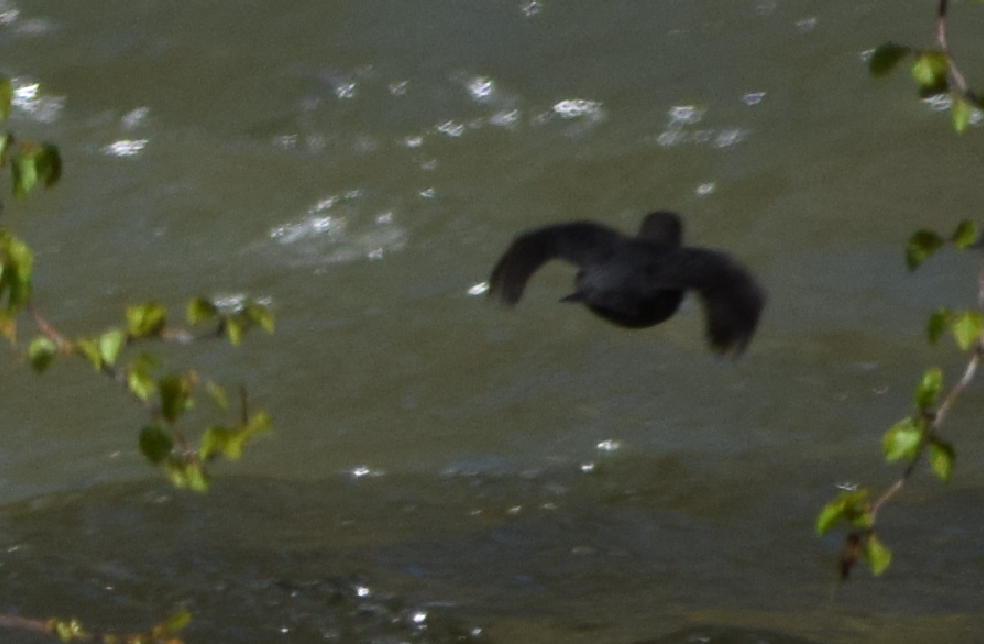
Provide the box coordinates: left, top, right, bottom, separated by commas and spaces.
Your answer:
0, 0, 982, 641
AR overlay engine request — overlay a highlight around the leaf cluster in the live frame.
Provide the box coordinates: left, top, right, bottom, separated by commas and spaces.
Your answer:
23, 298, 275, 491
869, 42, 979, 132
817, 221, 980, 579
46, 609, 189, 643
0, 74, 275, 492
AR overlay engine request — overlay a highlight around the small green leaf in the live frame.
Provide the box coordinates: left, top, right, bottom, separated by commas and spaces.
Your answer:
906, 229, 944, 270
225, 317, 242, 346
0, 76, 12, 121
98, 328, 124, 366
913, 367, 943, 409
926, 308, 952, 344
864, 533, 892, 577
186, 296, 217, 325
951, 311, 983, 350
929, 439, 955, 482
74, 337, 103, 371
816, 499, 847, 535
883, 416, 923, 462
864, 533, 892, 576
0, 234, 33, 313
244, 302, 275, 333
127, 371, 155, 401
161, 609, 192, 634
206, 380, 228, 409
28, 336, 56, 373
869, 42, 911, 77
126, 302, 166, 338
953, 96, 972, 133
139, 424, 173, 464
51, 619, 85, 642
11, 147, 39, 198
126, 352, 158, 400
815, 489, 870, 535
0, 134, 10, 161
246, 410, 272, 435
159, 373, 195, 423
952, 220, 978, 249
185, 463, 208, 491
163, 459, 209, 492
911, 51, 948, 91
9, 143, 61, 195
199, 426, 241, 460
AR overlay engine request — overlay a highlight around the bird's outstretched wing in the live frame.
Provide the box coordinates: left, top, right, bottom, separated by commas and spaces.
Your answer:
488, 222, 624, 304
648, 247, 765, 355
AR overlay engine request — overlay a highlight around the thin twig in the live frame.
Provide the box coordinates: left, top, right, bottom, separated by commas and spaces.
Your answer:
28, 304, 69, 350
936, 0, 981, 106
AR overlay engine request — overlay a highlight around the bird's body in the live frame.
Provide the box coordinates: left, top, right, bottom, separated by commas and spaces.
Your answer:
488, 211, 765, 355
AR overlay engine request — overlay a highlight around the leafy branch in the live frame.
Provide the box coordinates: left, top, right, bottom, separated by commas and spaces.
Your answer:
816, 221, 982, 578
868, 0, 982, 132
0, 74, 274, 491
0, 609, 190, 644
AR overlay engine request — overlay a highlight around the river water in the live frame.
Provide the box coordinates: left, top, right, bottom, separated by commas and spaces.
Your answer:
0, 0, 983, 642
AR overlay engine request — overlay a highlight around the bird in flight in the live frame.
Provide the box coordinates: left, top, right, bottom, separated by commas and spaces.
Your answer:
488, 211, 765, 356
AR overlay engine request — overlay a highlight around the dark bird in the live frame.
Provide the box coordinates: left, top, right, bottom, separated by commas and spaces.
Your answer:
488, 211, 765, 355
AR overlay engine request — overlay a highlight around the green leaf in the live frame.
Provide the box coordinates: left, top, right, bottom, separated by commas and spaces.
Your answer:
225, 317, 242, 346
953, 96, 972, 134
126, 352, 158, 401
127, 370, 155, 401
816, 499, 847, 535
0, 76, 12, 121
164, 459, 209, 492
159, 372, 195, 423
161, 609, 192, 634
126, 302, 166, 338
8, 143, 61, 195
27, 336, 56, 373
186, 296, 217, 325
0, 134, 11, 162
815, 489, 870, 535
199, 426, 242, 460
952, 220, 978, 249
246, 410, 272, 435
11, 148, 39, 198
206, 380, 228, 410
3, 234, 32, 272
864, 533, 892, 576
913, 367, 943, 409
951, 311, 983, 350
926, 308, 951, 344
0, 233, 33, 313
199, 411, 271, 462
74, 337, 103, 371
51, 619, 85, 641
185, 463, 209, 491
929, 439, 956, 482
910, 51, 948, 91
244, 302, 275, 334
98, 328, 124, 366
883, 416, 923, 462
906, 229, 944, 270
869, 42, 911, 77
139, 424, 173, 465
